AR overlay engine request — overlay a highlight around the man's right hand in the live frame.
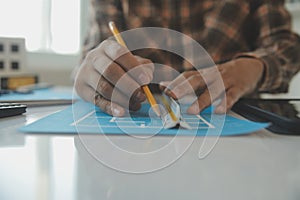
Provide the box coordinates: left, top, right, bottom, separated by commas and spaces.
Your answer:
75, 40, 154, 116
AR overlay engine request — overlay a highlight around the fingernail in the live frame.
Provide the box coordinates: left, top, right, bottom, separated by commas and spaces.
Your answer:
215, 105, 225, 114
138, 73, 151, 84
188, 104, 200, 114
160, 81, 169, 87
112, 108, 122, 116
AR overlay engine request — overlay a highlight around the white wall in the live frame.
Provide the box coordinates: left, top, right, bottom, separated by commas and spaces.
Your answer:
269, 4, 300, 98
27, 52, 79, 86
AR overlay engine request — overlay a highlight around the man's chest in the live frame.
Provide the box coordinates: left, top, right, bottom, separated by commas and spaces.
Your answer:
122, 0, 217, 30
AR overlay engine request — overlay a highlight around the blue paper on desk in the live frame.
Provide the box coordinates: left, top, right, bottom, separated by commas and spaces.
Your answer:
0, 87, 74, 105
20, 101, 269, 136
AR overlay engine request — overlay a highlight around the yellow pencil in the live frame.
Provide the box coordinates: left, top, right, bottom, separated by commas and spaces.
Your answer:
108, 21, 161, 117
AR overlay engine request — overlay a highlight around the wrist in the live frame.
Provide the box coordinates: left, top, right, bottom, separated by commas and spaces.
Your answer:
236, 57, 266, 88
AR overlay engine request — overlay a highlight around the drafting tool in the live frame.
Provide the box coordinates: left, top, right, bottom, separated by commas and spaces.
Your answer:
159, 94, 191, 129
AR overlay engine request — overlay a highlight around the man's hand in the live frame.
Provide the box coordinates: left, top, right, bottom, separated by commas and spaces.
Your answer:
161, 58, 264, 114
75, 40, 154, 116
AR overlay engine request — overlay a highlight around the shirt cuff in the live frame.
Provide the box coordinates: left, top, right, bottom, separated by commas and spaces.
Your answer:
234, 49, 288, 93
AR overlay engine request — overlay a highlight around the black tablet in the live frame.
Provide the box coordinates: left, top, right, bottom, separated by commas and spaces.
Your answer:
232, 99, 300, 135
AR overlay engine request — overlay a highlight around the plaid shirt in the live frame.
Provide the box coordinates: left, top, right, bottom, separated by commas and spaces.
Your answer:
82, 0, 300, 94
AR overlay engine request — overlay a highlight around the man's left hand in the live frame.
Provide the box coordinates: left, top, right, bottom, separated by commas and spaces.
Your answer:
161, 58, 264, 114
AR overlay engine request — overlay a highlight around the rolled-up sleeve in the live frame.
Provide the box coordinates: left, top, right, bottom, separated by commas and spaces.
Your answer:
235, 2, 300, 93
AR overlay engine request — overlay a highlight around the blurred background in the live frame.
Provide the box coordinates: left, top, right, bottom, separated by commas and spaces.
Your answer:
0, 0, 299, 96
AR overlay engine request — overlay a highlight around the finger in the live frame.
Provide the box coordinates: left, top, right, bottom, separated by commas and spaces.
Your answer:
103, 62, 146, 102
96, 76, 125, 105
187, 89, 211, 115
75, 81, 95, 103
77, 79, 140, 114
165, 71, 196, 90
85, 68, 144, 111
159, 81, 172, 91
187, 80, 226, 114
170, 72, 207, 99
196, 67, 221, 87
96, 76, 143, 111
75, 82, 125, 116
94, 93, 125, 117
214, 86, 244, 114
164, 68, 218, 99
103, 40, 154, 85
134, 55, 152, 65
93, 55, 146, 103
133, 56, 155, 84
163, 71, 199, 99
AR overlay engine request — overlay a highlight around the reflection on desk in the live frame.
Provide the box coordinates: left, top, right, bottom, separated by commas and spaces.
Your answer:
0, 116, 25, 147
0, 105, 299, 200
74, 135, 300, 200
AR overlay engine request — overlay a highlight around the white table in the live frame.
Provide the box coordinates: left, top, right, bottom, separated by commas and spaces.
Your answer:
0, 105, 299, 200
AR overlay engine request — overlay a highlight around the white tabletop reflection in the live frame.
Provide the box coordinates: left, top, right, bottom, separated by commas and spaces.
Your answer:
0, 105, 300, 200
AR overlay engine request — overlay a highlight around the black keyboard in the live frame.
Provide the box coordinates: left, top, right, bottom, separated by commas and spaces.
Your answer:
0, 103, 27, 118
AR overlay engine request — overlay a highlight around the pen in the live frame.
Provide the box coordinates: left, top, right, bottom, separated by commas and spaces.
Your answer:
108, 21, 161, 117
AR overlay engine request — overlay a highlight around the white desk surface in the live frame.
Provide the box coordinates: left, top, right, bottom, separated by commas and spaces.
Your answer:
0, 105, 299, 200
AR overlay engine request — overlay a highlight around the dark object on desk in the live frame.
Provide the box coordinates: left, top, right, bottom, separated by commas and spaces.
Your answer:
0, 89, 10, 95
0, 103, 27, 118
0, 87, 74, 107
232, 99, 300, 135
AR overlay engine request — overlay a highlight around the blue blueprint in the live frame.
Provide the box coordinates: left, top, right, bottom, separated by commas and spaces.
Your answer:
20, 101, 269, 136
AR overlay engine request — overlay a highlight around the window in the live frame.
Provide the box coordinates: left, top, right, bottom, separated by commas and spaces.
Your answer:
0, 0, 81, 54
287, 0, 300, 3
286, 0, 300, 34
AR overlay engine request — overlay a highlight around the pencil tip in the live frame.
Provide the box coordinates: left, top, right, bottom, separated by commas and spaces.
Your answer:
153, 105, 161, 117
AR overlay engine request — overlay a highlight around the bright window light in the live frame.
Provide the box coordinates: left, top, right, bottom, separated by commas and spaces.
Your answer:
0, 0, 80, 54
